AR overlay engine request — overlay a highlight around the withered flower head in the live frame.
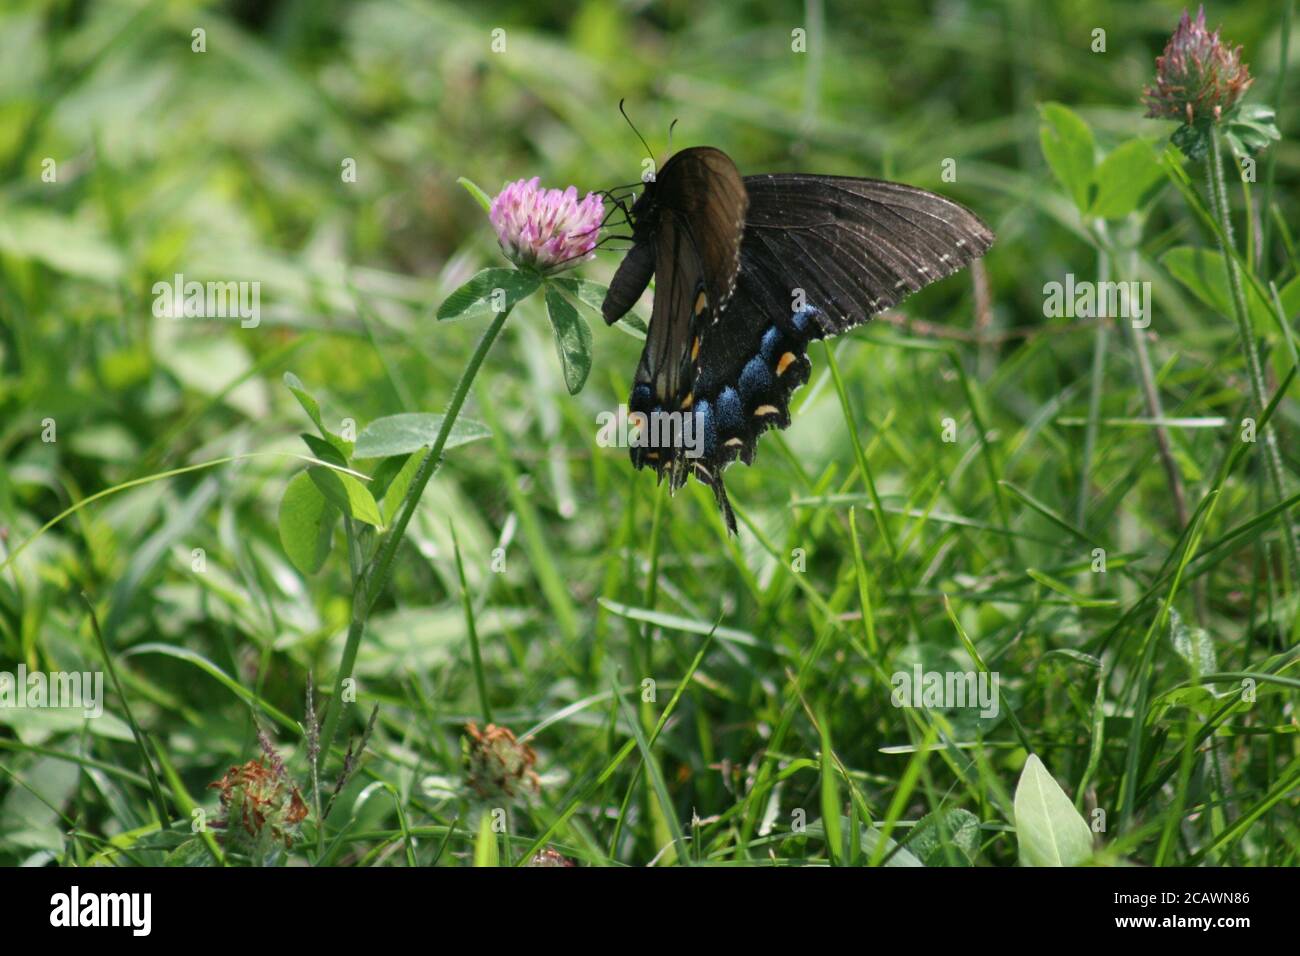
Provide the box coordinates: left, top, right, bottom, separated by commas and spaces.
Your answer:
210, 759, 309, 851
464, 722, 540, 800
1143, 6, 1252, 125
527, 847, 576, 867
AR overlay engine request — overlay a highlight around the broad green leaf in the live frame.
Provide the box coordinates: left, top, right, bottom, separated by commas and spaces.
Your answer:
908, 808, 981, 866
278, 471, 339, 574
0, 208, 123, 281
354, 412, 491, 459
436, 268, 539, 321
165, 838, 217, 866
457, 176, 494, 212
1224, 103, 1281, 157
1014, 754, 1094, 866
544, 283, 594, 394
308, 466, 383, 528
1038, 102, 1095, 214
1088, 138, 1164, 219
550, 275, 648, 338
1161, 246, 1300, 331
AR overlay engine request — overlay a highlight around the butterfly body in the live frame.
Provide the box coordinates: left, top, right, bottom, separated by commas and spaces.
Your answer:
602, 147, 994, 533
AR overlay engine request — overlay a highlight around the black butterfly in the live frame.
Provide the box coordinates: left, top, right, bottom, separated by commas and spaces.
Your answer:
601, 146, 994, 534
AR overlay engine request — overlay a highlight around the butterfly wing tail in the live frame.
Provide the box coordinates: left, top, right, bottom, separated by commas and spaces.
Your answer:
693, 464, 738, 535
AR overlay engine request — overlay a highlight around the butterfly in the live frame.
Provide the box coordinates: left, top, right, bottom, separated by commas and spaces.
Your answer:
600, 146, 994, 534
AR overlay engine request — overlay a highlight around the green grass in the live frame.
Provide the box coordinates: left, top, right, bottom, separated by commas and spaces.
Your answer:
0, 0, 1297, 867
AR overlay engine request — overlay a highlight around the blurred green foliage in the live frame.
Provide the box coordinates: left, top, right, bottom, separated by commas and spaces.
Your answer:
0, 0, 1297, 866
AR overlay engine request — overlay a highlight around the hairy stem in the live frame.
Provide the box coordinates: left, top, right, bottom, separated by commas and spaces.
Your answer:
315, 304, 513, 775
1207, 128, 1299, 582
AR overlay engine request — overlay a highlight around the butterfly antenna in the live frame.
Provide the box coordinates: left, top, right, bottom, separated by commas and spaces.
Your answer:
667, 117, 679, 155
619, 98, 656, 164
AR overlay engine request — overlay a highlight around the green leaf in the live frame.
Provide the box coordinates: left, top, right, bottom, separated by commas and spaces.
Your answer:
284, 372, 352, 457
550, 276, 648, 339
1161, 246, 1299, 330
436, 268, 539, 321
380, 451, 425, 526
1038, 102, 1095, 214
278, 471, 339, 574
544, 283, 594, 394
1014, 754, 1094, 866
473, 810, 499, 867
908, 808, 981, 866
1225, 103, 1281, 157
1088, 138, 1164, 219
308, 467, 383, 528
457, 176, 494, 212
1168, 608, 1216, 676
283, 372, 324, 431
1171, 121, 1211, 162
300, 432, 347, 468
1026, 567, 1119, 607
818, 716, 843, 865
369, 452, 412, 502
354, 412, 491, 459
0, 208, 123, 281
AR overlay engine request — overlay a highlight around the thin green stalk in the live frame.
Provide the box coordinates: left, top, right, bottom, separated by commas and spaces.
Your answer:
83, 594, 171, 826
1260, 0, 1293, 263
1077, 288, 1109, 526
1207, 127, 1300, 581
315, 305, 513, 775
451, 521, 492, 724
1094, 222, 1189, 534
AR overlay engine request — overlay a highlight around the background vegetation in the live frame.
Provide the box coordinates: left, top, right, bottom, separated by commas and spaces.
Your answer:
1, 0, 1296, 866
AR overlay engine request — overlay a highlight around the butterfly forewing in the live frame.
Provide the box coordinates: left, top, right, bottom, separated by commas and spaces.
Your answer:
742, 174, 995, 332
654, 148, 749, 317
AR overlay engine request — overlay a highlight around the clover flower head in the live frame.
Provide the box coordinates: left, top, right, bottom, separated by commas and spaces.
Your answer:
489, 177, 604, 274
464, 721, 540, 800
209, 758, 309, 851
1143, 6, 1252, 125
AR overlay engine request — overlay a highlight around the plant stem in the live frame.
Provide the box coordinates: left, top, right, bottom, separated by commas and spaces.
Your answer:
1091, 222, 1189, 537
315, 304, 514, 774
1206, 127, 1300, 581
1078, 245, 1110, 528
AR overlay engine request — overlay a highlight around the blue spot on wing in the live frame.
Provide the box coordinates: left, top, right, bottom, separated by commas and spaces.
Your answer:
717, 386, 743, 434
739, 354, 774, 405
694, 398, 715, 458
